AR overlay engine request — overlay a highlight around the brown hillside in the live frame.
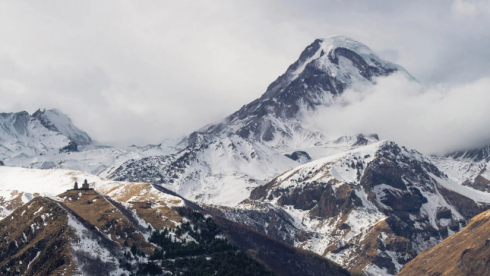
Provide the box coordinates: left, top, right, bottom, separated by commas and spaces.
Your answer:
398, 209, 490, 276
58, 189, 153, 254
97, 182, 183, 229
0, 197, 78, 276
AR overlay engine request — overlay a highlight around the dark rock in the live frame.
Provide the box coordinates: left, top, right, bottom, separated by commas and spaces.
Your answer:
194, 38, 402, 146
436, 207, 453, 220
285, 151, 312, 163
447, 145, 490, 162
60, 140, 78, 153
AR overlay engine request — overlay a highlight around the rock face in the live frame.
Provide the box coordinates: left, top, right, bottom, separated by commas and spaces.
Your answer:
447, 145, 490, 163
195, 36, 411, 150
32, 109, 92, 147
398, 209, 490, 276
432, 146, 490, 194
285, 151, 312, 163
215, 141, 490, 275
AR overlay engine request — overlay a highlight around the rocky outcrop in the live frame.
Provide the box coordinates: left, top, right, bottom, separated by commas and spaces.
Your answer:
285, 151, 312, 163
447, 145, 490, 163
216, 141, 490, 275
398, 209, 490, 276
194, 36, 411, 149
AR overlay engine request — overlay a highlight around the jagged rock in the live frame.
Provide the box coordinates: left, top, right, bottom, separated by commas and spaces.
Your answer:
447, 145, 490, 163
398, 209, 490, 276
216, 141, 490, 275
193, 36, 412, 149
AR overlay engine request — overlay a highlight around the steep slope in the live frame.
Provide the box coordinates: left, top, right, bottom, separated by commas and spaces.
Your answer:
214, 141, 490, 275
0, 109, 94, 161
447, 145, 490, 163
108, 36, 411, 206
0, 171, 352, 276
0, 189, 173, 276
432, 152, 490, 193
398, 209, 490, 276
32, 109, 92, 147
430, 142, 490, 197
108, 131, 381, 206
0, 111, 73, 159
0, 197, 78, 275
108, 133, 298, 206
195, 36, 412, 150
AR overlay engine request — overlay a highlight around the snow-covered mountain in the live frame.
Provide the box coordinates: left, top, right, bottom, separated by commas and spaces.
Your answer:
194, 36, 412, 150
108, 36, 408, 205
3, 35, 490, 275
0, 109, 93, 160
4, 142, 177, 176
108, 133, 298, 206
0, 111, 73, 159
0, 109, 179, 175
431, 145, 490, 193
214, 140, 490, 275
108, 133, 381, 206
32, 108, 92, 146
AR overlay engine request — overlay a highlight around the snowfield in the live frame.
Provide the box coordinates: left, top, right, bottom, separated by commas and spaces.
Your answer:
0, 166, 143, 220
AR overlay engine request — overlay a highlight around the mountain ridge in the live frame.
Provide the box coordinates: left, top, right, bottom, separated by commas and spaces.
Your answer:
194, 36, 412, 150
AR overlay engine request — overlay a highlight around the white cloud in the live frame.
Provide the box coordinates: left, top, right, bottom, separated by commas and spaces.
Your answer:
451, 0, 490, 18
313, 73, 490, 155
0, 1, 489, 146
451, 0, 477, 17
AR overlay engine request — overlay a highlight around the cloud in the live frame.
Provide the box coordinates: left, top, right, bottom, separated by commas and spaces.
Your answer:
0, 1, 489, 145
452, 0, 490, 18
452, 0, 477, 17
313, 73, 490, 155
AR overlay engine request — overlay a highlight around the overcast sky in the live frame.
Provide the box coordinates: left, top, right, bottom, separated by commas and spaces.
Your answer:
0, 0, 489, 146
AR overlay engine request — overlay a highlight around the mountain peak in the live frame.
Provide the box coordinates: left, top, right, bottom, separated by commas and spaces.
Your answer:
264, 35, 410, 97
198, 36, 413, 149
32, 108, 92, 146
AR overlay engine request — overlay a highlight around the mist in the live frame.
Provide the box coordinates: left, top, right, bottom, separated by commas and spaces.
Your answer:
1, 1, 490, 145
313, 73, 490, 155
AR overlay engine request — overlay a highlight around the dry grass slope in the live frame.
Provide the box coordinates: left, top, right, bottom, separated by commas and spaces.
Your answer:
0, 197, 78, 276
59, 189, 153, 254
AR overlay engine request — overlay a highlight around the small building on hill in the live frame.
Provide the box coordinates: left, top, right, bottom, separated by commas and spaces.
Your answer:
81, 179, 90, 190
72, 179, 92, 190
